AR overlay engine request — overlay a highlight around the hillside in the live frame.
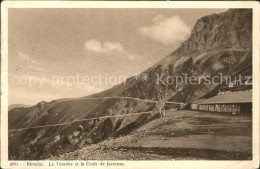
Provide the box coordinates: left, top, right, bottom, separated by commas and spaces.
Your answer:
9, 98, 156, 130
8, 9, 252, 160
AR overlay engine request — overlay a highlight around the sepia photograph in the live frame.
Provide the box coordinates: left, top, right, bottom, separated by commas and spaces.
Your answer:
1, 1, 260, 169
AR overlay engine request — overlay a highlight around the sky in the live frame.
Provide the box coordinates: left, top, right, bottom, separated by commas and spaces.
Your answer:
8, 8, 228, 105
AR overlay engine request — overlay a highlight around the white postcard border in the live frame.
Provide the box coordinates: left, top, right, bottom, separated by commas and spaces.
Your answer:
1, 1, 259, 169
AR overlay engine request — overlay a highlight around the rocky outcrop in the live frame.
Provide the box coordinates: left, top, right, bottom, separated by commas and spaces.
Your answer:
175, 9, 252, 55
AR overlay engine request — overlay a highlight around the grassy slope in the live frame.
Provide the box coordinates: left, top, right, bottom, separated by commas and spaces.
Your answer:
9, 98, 155, 130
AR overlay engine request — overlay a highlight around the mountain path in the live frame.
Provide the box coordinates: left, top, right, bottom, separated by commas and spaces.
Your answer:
9, 96, 185, 132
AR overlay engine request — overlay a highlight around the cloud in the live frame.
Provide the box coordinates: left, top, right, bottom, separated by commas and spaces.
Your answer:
138, 15, 191, 45
17, 52, 36, 63
84, 39, 135, 60
84, 39, 103, 52
84, 39, 126, 53
103, 42, 126, 53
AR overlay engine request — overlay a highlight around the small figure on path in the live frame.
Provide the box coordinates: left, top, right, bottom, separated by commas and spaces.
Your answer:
162, 108, 166, 118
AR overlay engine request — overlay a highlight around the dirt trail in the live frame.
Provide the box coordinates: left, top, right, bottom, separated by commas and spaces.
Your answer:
9, 97, 185, 132
50, 110, 252, 160
80, 96, 185, 104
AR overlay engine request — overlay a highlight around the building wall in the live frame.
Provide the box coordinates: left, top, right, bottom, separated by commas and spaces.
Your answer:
240, 103, 252, 113
196, 103, 251, 113
191, 104, 198, 110
208, 104, 215, 111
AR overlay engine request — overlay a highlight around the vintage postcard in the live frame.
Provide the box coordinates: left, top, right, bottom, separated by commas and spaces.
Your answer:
1, 1, 259, 169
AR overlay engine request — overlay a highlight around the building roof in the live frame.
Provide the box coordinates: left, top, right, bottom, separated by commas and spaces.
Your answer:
191, 99, 206, 104
198, 90, 252, 104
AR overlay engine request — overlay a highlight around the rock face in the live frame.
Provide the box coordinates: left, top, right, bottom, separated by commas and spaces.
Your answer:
8, 9, 252, 160
177, 9, 252, 54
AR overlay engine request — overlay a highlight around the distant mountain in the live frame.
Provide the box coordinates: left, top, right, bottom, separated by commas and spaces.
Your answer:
8, 104, 31, 111
9, 9, 252, 160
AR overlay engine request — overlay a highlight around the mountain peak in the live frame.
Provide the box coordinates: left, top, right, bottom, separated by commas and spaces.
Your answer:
172, 9, 252, 56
